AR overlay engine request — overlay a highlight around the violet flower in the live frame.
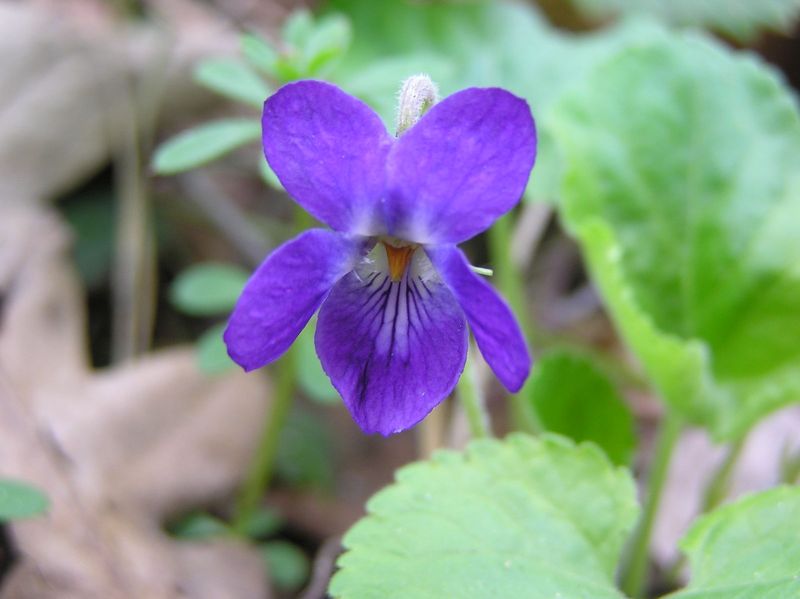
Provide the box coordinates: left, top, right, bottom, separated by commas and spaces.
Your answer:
224, 80, 536, 435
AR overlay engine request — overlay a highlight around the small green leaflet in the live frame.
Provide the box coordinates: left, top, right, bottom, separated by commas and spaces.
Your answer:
193, 58, 270, 108
152, 119, 260, 175
168, 512, 229, 540
241, 33, 279, 77
196, 323, 235, 375
260, 540, 310, 592
169, 262, 249, 317
0, 479, 48, 521
569, 0, 800, 42
552, 34, 800, 440
330, 434, 638, 599
527, 349, 636, 465
668, 487, 800, 598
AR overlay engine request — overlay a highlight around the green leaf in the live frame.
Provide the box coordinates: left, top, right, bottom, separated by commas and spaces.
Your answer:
260, 541, 310, 592
196, 323, 235, 375
169, 512, 229, 540
0, 479, 48, 521
259, 157, 284, 191
527, 350, 635, 465
669, 487, 800, 598
275, 412, 334, 491
242, 506, 283, 540
304, 14, 351, 75
63, 190, 114, 288
193, 58, 270, 108
569, 0, 800, 42
296, 316, 339, 405
551, 35, 800, 440
152, 119, 260, 175
327, 0, 666, 201
169, 263, 249, 317
241, 32, 279, 76
283, 9, 315, 48
330, 434, 638, 599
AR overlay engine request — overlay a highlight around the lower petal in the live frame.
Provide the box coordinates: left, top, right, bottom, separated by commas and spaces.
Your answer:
224, 229, 367, 371
315, 251, 468, 435
426, 245, 531, 392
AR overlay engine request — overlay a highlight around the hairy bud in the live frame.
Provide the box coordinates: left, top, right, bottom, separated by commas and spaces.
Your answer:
395, 74, 439, 136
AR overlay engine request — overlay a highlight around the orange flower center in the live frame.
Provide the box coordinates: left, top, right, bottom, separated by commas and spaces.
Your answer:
382, 242, 416, 281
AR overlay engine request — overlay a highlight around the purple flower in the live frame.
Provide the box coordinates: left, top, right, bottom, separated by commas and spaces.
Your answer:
224, 80, 536, 436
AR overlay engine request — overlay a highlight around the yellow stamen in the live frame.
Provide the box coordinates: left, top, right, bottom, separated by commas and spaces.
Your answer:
383, 242, 416, 281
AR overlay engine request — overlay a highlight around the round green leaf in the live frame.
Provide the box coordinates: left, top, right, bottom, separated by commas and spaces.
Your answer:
261, 541, 310, 592
196, 323, 235, 375
169, 262, 249, 317
0, 479, 48, 521
193, 58, 270, 108
569, 0, 800, 42
552, 35, 800, 440
670, 486, 800, 598
169, 512, 229, 540
330, 434, 638, 599
152, 119, 260, 175
528, 350, 636, 465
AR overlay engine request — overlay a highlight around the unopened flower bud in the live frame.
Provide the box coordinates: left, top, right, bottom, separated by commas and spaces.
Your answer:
395, 74, 439, 136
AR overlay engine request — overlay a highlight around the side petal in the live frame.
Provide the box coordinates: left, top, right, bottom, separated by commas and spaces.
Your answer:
386, 87, 536, 244
263, 80, 393, 235
224, 229, 367, 371
315, 253, 468, 435
427, 245, 531, 391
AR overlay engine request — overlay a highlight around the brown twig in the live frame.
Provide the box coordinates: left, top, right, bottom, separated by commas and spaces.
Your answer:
299, 536, 343, 599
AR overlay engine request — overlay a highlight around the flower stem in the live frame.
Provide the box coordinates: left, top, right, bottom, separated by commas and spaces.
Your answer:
488, 213, 532, 338
457, 347, 491, 438
487, 212, 540, 433
620, 412, 683, 598
701, 436, 745, 513
232, 347, 296, 534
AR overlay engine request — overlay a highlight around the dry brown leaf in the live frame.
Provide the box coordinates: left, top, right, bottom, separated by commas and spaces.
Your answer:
0, 2, 236, 206
0, 207, 271, 598
652, 406, 800, 571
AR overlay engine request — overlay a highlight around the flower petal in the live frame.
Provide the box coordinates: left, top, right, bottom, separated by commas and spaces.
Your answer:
427, 245, 531, 391
262, 81, 393, 235
224, 229, 367, 371
386, 87, 536, 244
315, 251, 468, 435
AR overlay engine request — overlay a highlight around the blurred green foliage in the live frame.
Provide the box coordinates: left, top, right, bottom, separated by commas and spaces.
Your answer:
527, 349, 636, 465
0, 479, 49, 522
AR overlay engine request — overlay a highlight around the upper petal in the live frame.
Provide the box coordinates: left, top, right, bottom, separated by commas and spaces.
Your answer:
262, 81, 393, 235
224, 229, 367, 371
426, 245, 531, 391
315, 247, 468, 435
385, 87, 536, 244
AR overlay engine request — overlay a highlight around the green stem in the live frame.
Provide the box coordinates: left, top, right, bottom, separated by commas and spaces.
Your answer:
701, 436, 746, 513
487, 213, 532, 339
663, 434, 747, 588
487, 213, 541, 433
457, 347, 491, 438
232, 347, 296, 534
620, 413, 683, 598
